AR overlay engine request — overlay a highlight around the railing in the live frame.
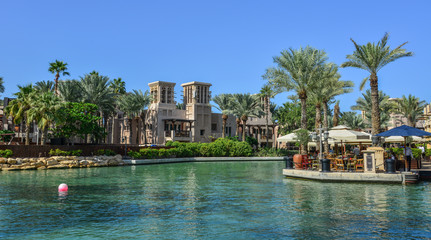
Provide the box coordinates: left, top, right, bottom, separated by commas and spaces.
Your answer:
174, 130, 190, 138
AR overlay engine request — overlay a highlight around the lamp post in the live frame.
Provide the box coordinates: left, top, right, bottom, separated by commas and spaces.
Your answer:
313, 124, 329, 160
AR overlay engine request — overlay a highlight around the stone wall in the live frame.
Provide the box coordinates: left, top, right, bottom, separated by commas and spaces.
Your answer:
0, 155, 124, 171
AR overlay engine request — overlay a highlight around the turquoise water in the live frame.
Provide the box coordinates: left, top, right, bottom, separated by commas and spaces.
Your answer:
0, 161, 430, 239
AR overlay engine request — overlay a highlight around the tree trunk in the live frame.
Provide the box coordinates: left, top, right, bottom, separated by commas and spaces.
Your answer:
128, 118, 133, 144
266, 96, 270, 147
136, 117, 140, 145
41, 129, 46, 145
370, 73, 380, 137
333, 102, 340, 127
222, 114, 228, 138
236, 118, 240, 139
54, 72, 59, 95
111, 114, 116, 144
241, 117, 247, 142
140, 113, 147, 145
323, 102, 329, 154
315, 103, 321, 152
299, 94, 307, 154
25, 122, 30, 145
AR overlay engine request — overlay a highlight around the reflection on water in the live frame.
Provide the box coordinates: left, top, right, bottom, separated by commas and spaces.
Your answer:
0, 162, 430, 239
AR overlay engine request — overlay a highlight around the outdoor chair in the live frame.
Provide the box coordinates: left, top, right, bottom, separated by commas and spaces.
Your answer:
335, 158, 345, 171
355, 159, 364, 172
302, 157, 310, 170
311, 158, 320, 170
346, 159, 357, 171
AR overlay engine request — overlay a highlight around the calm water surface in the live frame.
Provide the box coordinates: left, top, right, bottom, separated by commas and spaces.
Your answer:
0, 161, 430, 239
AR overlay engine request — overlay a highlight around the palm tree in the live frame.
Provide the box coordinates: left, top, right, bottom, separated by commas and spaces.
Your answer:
340, 112, 365, 130
79, 73, 115, 143
6, 84, 34, 145
117, 90, 151, 144
351, 90, 395, 130
109, 78, 126, 95
34, 80, 55, 93
212, 94, 233, 138
48, 60, 70, 95
228, 94, 263, 142
264, 46, 328, 134
259, 85, 276, 146
394, 94, 426, 127
0, 77, 5, 95
27, 92, 63, 145
58, 80, 82, 102
341, 33, 413, 135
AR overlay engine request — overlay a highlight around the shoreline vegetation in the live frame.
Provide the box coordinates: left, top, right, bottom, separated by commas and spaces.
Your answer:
0, 139, 298, 171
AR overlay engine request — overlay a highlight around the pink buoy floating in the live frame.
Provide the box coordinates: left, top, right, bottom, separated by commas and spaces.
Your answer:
58, 183, 68, 192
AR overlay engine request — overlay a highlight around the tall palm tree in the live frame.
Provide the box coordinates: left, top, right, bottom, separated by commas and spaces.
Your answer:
27, 92, 63, 145
6, 84, 34, 145
395, 94, 426, 127
341, 33, 413, 135
263, 46, 328, 135
340, 112, 365, 130
351, 89, 395, 130
48, 60, 70, 95
79, 73, 115, 143
109, 78, 126, 95
58, 80, 82, 102
228, 94, 263, 142
212, 94, 233, 138
259, 85, 276, 146
117, 90, 151, 144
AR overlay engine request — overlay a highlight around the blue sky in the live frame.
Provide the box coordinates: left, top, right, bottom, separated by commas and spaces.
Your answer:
0, 0, 430, 113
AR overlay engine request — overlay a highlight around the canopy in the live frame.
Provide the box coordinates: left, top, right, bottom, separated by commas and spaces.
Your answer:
328, 125, 371, 143
277, 132, 298, 143
375, 125, 431, 137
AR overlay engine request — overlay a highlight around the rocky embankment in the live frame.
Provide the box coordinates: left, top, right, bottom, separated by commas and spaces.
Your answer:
0, 155, 124, 171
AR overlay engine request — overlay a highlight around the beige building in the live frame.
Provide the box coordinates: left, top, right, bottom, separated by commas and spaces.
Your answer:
88, 81, 277, 147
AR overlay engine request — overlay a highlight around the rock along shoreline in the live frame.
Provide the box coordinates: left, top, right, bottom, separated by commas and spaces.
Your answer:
0, 156, 285, 171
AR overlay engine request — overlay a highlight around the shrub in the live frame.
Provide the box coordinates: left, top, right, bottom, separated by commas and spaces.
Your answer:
167, 148, 178, 157
128, 150, 141, 159
199, 143, 211, 157
104, 149, 116, 156
165, 141, 174, 147
68, 150, 82, 156
254, 148, 298, 157
139, 148, 159, 159
49, 148, 68, 156
0, 149, 13, 158
426, 149, 431, 157
95, 149, 105, 156
412, 148, 422, 159
230, 141, 253, 157
158, 149, 169, 158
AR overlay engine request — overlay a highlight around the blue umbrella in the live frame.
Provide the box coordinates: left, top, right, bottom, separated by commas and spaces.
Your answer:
376, 125, 431, 171
376, 125, 431, 137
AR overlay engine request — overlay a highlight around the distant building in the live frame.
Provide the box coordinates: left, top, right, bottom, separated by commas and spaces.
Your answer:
1, 82, 277, 147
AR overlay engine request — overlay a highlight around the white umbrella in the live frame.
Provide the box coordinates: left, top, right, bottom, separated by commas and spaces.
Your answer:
328, 125, 371, 143
277, 132, 299, 143
383, 135, 423, 143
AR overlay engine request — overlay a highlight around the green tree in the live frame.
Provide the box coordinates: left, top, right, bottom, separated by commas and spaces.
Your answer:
273, 100, 315, 135
340, 112, 365, 130
264, 46, 328, 133
228, 94, 263, 142
48, 60, 70, 95
341, 33, 413, 135
0, 77, 5, 95
34, 80, 55, 93
27, 92, 63, 145
333, 101, 340, 127
52, 102, 105, 143
212, 94, 233, 138
351, 89, 395, 130
109, 77, 126, 94
117, 90, 151, 144
5, 84, 35, 145
394, 94, 426, 127
259, 84, 276, 146
58, 80, 82, 102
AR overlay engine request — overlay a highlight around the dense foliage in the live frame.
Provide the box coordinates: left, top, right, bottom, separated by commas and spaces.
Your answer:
0, 149, 13, 158
49, 149, 82, 156
129, 138, 253, 159
52, 102, 105, 142
273, 100, 316, 135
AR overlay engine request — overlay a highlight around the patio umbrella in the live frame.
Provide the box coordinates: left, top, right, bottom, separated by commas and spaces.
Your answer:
328, 125, 371, 154
376, 125, 431, 170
